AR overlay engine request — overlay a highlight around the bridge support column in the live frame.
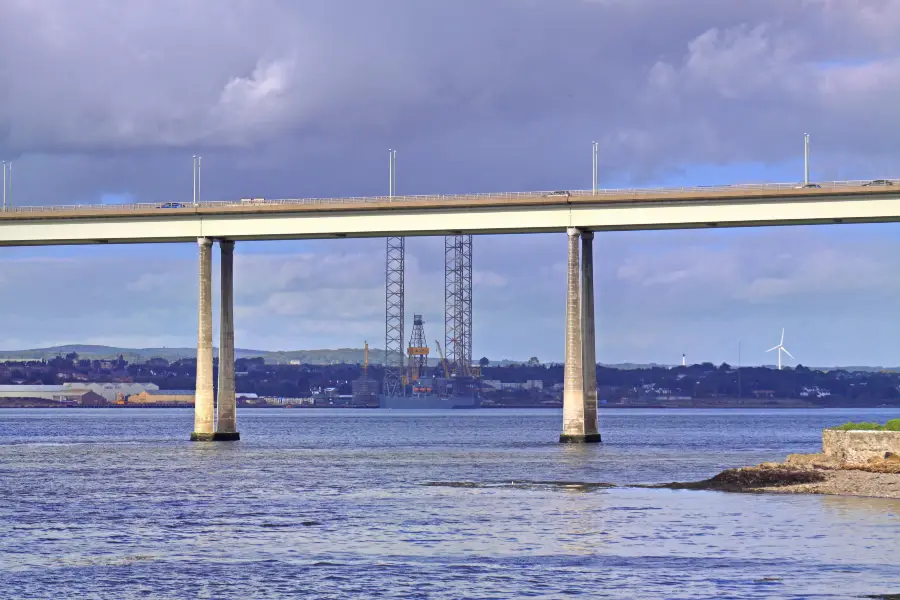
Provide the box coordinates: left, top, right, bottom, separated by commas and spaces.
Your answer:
580, 231, 601, 442
214, 240, 239, 441
191, 237, 215, 441
560, 228, 602, 443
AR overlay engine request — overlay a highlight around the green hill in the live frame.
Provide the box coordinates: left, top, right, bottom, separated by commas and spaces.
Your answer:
0, 345, 892, 371
0, 344, 388, 365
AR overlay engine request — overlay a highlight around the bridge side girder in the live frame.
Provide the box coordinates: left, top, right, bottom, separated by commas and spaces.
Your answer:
4, 192, 900, 245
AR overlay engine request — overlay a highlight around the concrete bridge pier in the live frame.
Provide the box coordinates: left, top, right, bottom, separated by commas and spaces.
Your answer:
191, 237, 215, 441
191, 238, 240, 441
580, 231, 600, 441
560, 228, 602, 444
215, 240, 239, 440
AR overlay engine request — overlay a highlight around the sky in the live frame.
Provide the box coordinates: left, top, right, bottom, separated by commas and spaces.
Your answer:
2, 0, 900, 367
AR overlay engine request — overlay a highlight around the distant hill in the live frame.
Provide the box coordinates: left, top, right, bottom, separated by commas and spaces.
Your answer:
0, 345, 199, 362
0, 345, 893, 371
0, 344, 388, 365
249, 348, 389, 365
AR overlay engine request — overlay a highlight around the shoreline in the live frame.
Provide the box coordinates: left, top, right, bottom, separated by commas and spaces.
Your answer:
646, 453, 900, 499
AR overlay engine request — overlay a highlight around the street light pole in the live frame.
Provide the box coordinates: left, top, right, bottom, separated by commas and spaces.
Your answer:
591, 141, 598, 195
192, 155, 197, 205
192, 155, 202, 205
1, 161, 10, 211
803, 133, 810, 185
389, 149, 397, 198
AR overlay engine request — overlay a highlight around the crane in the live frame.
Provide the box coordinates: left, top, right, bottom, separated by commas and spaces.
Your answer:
434, 340, 451, 380
363, 341, 369, 377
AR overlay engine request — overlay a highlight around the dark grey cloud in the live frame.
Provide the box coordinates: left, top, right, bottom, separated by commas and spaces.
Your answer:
4, 1, 900, 191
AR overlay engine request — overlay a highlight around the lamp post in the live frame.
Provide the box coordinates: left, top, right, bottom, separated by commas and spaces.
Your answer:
803, 133, 810, 185
1, 161, 10, 211
192, 155, 202, 205
388, 149, 397, 198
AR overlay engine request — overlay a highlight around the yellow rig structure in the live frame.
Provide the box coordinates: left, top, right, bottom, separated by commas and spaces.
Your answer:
407, 314, 430, 391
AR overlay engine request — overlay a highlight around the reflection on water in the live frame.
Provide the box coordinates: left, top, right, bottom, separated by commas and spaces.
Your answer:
820, 494, 900, 518
0, 408, 899, 598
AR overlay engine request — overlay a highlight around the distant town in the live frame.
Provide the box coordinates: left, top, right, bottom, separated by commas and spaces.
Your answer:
0, 348, 898, 408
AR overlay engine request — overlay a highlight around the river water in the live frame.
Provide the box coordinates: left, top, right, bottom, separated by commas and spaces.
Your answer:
0, 408, 898, 599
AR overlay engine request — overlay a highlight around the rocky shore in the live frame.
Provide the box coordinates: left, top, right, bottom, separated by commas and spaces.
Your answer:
653, 452, 900, 499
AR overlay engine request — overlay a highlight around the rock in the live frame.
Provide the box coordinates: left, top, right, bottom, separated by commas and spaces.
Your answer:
647, 458, 900, 499
654, 465, 827, 493
706, 466, 827, 489
846, 457, 900, 474
785, 453, 841, 469
823, 429, 900, 463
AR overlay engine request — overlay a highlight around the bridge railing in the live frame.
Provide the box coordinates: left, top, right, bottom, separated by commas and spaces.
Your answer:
4, 179, 899, 214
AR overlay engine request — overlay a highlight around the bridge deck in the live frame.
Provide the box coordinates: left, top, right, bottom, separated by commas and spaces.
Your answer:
0, 180, 898, 245
0, 180, 897, 221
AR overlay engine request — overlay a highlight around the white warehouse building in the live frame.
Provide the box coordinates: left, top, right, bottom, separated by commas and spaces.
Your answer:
0, 382, 159, 403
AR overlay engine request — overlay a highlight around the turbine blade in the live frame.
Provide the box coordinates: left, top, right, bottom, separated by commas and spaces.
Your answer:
782, 348, 794, 359
766, 345, 779, 352
780, 328, 785, 345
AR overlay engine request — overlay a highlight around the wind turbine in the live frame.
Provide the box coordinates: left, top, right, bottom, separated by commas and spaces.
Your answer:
766, 328, 794, 370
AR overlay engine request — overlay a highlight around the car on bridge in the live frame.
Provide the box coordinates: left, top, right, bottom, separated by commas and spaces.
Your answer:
794, 183, 821, 189
547, 190, 570, 197
863, 179, 893, 186
157, 202, 185, 209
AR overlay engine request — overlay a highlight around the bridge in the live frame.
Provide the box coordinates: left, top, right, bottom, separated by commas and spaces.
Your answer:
2, 178, 897, 442
0, 180, 899, 245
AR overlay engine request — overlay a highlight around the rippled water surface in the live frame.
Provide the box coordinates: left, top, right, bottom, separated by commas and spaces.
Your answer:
1, 408, 899, 599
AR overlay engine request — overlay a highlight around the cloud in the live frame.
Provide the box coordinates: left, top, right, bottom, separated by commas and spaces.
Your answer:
0, 225, 899, 366
0, 2, 900, 366
3, 1, 897, 165
4, 0, 900, 204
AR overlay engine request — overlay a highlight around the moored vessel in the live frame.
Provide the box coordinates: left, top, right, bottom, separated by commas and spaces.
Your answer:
379, 375, 480, 409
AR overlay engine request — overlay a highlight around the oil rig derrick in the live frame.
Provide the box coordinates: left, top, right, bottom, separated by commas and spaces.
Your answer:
445, 234, 473, 377
384, 236, 405, 395
384, 149, 477, 399
407, 314, 429, 383
383, 149, 407, 397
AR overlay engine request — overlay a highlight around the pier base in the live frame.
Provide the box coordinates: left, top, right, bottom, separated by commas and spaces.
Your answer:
190, 432, 241, 442
559, 433, 603, 444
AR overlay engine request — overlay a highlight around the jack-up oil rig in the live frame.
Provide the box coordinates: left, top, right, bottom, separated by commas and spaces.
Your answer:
379, 150, 479, 408
379, 313, 479, 409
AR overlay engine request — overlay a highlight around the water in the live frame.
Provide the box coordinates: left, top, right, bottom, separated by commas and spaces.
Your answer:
1, 408, 899, 599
